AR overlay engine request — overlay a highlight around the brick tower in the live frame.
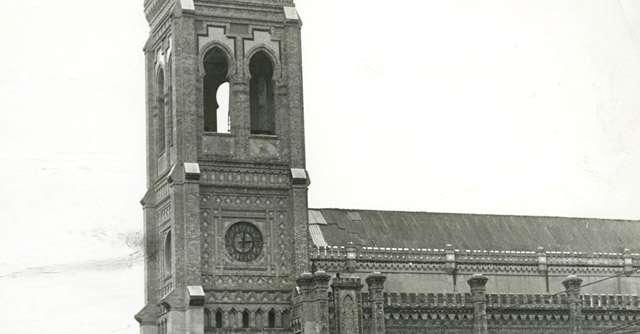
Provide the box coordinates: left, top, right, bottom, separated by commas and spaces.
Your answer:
134, 1, 307, 333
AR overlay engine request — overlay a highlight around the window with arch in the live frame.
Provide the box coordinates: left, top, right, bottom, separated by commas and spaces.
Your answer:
203, 47, 230, 133
157, 68, 166, 152
267, 309, 276, 328
204, 308, 211, 329
215, 310, 223, 328
249, 51, 275, 135
163, 231, 172, 276
242, 309, 250, 328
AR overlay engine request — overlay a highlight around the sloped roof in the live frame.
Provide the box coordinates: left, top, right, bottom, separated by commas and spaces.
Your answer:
310, 208, 640, 253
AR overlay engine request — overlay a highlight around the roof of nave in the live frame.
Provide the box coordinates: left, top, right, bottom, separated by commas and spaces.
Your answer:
308, 208, 640, 253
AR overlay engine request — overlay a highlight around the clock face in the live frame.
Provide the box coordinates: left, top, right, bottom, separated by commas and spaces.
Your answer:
225, 222, 263, 262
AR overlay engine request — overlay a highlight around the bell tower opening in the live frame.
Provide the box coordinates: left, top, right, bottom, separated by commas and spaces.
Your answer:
203, 47, 230, 133
249, 51, 275, 135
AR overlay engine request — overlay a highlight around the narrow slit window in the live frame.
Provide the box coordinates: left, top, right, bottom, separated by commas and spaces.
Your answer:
203, 48, 230, 133
157, 69, 166, 152
249, 52, 275, 135
164, 231, 172, 275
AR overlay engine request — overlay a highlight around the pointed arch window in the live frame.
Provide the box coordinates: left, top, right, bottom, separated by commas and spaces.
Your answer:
249, 51, 275, 135
242, 309, 250, 328
267, 309, 276, 328
215, 310, 223, 328
204, 308, 211, 329
203, 48, 230, 133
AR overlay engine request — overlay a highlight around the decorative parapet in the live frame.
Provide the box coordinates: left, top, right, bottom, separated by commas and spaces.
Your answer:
309, 245, 639, 275
378, 292, 640, 310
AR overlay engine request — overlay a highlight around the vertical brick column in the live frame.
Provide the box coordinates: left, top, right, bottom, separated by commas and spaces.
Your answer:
291, 169, 310, 276
296, 271, 331, 334
563, 275, 583, 334
332, 277, 364, 334
365, 272, 387, 334
467, 274, 488, 334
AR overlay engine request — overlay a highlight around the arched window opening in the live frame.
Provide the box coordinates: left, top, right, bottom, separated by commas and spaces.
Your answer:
164, 231, 172, 275
203, 48, 230, 133
216, 82, 230, 133
215, 310, 223, 328
267, 309, 276, 328
242, 310, 250, 328
157, 69, 166, 152
204, 309, 211, 329
249, 52, 275, 135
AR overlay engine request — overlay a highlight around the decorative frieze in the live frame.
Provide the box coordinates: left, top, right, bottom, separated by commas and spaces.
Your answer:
206, 290, 292, 304
156, 203, 173, 225
202, 275, 290, 289
200, 168, 290, 189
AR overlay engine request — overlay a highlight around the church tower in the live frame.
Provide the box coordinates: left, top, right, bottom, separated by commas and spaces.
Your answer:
135, 1, 308, 333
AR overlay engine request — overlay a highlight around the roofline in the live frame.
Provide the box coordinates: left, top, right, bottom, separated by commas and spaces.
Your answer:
308, 207, 640, 223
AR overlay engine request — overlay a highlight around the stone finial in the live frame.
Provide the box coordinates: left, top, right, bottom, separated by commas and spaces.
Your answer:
624, 248, 634, 274
346, 242, 358, 272
467, 274, 488, 291
445, 244, 456, 274
537, 247, 548, 274
296, 272, 314, 296
562, 275, 583, 293
365, 272, 387, 290
312, 270, 332, 287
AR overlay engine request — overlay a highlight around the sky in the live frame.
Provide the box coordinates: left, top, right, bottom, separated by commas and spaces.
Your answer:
0, 0, 639, 333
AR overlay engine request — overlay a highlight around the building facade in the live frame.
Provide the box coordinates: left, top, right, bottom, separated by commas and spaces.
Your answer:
135, 1, 640, 333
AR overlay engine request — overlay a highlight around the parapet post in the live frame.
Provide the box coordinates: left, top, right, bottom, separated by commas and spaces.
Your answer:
445, 244, 456, 274
312, 271, 332, 334
624, 248, 634, 274
467, 274, 488, 334
346, 242, 358, 272
296, 271, 331, 334
365, 272, 387, 334
562, 275, 583, 334
537, 247, 548, 274
332, 277, 364, 334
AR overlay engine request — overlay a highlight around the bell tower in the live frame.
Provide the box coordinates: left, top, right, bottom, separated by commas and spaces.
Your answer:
135, 1, 308, 333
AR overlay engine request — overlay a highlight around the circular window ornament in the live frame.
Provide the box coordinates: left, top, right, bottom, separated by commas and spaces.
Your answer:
225, 222, 263, 262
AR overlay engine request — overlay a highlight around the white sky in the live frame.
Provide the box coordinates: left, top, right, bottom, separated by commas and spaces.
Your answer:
0, 0, 639, 333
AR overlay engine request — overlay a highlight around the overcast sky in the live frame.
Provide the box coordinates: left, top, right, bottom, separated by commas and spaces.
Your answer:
0, 0, 639, 333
